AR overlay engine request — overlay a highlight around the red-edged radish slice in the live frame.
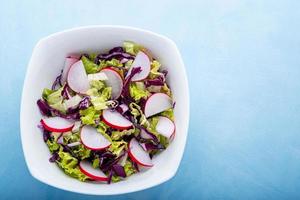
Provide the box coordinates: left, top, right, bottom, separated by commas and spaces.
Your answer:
67, 60, 90, 94
79, 160, 108, 181
118, 104, 129, 114
156, 116, 175, 138
100, 68, 123, 99
102, 109, 132, 130
41, 117, 74, 132
61, 57, 79, 83
144, 93, 172, 118
80, 125, 111, 150
126, 51, 150, 81
128, 138, 153, 167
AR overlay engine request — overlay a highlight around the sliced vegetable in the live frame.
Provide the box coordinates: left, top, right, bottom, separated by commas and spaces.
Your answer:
102, 109, 132, 130
128, 138, 153, 167
41, 117, 74, 132
79, 160, 108, 181
155, 116, 175, 139
80, 125, 111, 150
61, 57, 79, 83
144, 93, 172, 118
67, 60, 90, 94
126, 51, 150, 81
100, 68, 123, 99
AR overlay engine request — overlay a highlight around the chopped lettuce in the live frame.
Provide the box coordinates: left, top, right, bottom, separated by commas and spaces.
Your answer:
123, 41, 141, 55
108, 141, 127, 156
162, 83, 172, 97
46, 140, 60, 153
129, 103, 149, 127
96, 121, 112, 142
160, 108, 174, 121
124, 60, 133, 70
56, 149, 89, 181
129, 82, 150, 101
92, 158, 100, 168
124, 160, 136, 177
149, 60, 162, 79
89, 80, 106, 91
72, 144, 91, 160
99, 58, 123, 68
79, 107, 100, 126
63, 132, 80, 144
111, 129, 135, 141
43, 87, 66, 112
112, 175, 121, 183
81, 56, 99, 74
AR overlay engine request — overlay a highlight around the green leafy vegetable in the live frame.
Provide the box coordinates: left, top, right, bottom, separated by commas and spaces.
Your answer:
81, 56, 99, 74
99, 59, 123, 68
129, 82, 150, 101
79, 107, 100, 126
108, 141, 127, 156
92, 158, 100, 169
129, 102, 149, 127
124, 160, 136, 177
56, 149, 89, 181
46, 140, 60, 153
149, 60, 162, 79
160, 108, 175, 121
72, 144, 91, 160
123, 41, 141, 55
43, 86, 66, 112
111, 129, 135, 141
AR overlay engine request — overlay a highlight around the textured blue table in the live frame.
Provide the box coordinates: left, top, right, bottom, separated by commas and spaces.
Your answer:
1, 0, 300, 199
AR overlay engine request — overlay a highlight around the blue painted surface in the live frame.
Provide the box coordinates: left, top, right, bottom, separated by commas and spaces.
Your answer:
1, 0, 300, 199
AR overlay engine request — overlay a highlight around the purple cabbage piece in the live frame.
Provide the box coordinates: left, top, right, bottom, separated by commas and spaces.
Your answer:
37, 99, 80, 120
51, 73, 62, 90
78, 96, 90, 110
37, 124, 51, 142
112, 164, 126, 178
144, 143, 165, 151
108, 46, 124, 54
107, 170, 113, 184
137, 126, 159, 144
96, 52, 134, 64
121, 67, 142, 101
61, 84, 71, 100
49, 152, 59, 162
144, 75, 165, 87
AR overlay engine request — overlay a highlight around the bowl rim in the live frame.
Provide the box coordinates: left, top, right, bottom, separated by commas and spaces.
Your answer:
20, 25, 190, 195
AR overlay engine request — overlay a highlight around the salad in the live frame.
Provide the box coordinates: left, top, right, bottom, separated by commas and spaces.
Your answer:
37, 41, 175, 183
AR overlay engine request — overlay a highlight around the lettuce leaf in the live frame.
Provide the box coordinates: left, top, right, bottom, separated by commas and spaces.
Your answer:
108, 141, 127, 156
124, 160, 136, 177
111, 129, 135, 141
56, 148, 89, 181
162, 83, 172, 97
123, 41, 141, 55
79, 107, 100, 126
99, 59, 123, 68
149, 60, 162, 79
129, 82, 150, 101
72, 144, 91, 160
43, 87, 66, 113
129, 102, 149, 127
46, 140, 60, 153
81, 56, 98, 74
160, 108, 175, 121
96, 121, 112, 142
92, 158, 100, 168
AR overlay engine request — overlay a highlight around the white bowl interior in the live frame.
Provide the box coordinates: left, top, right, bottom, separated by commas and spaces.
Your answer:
21, 26, 189, 195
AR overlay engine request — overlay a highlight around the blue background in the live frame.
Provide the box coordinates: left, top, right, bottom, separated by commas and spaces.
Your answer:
1, 0, 300, 199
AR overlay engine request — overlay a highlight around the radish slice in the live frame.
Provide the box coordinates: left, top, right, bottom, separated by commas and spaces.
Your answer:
87, 72, 108, 81
41, 117, 74, 132
128, 138, 153, 167
100, 68, 123, 99
79, 160, 108, 181
61, 57, 78, 83
126, 51, 150, 81
144, 93, 172, 118
156, 116, 175, 138
67, 60, 90, 94
80, 126, 111, 150
102, 109, 132, 130
57, 134, 64, 144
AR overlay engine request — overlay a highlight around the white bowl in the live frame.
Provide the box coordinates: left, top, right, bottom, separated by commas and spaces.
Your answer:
20, 25, 189, 195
